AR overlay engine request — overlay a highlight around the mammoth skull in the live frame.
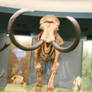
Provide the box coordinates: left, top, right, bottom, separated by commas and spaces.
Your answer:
8, 9, 81, 52
40, 15, 60, 43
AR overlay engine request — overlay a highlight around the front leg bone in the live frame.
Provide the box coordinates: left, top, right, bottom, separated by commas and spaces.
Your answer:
34, 48, 43, 92
47, 50, 60, 92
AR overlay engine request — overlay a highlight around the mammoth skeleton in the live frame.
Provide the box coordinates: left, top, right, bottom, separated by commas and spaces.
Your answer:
8, 9, 81, 92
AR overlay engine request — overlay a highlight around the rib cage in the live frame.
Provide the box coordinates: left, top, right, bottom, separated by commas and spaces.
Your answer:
39, 43, 55, 61
35, 32, 64, 61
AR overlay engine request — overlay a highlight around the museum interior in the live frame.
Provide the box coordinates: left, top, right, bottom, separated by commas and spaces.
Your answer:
0, 0, 92, 92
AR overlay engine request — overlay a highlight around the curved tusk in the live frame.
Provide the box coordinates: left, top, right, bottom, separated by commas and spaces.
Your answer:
0, 44, 10, 52
0, 68, 5, 78
52, 16, 81, 52
8, 9, 44, 51
0, 34, 11, 52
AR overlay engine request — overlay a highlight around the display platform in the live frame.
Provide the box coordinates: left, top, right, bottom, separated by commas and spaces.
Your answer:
2, 84, 92, 92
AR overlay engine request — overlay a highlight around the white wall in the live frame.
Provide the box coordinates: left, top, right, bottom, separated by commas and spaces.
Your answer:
0, 0, 92, 12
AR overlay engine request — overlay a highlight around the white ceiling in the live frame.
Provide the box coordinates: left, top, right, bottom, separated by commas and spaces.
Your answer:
0, 0, 92, 12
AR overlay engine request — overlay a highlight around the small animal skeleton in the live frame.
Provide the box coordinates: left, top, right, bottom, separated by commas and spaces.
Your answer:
72, 76, 82, 92
8, 9, 81, 92
11, 75, 26, 87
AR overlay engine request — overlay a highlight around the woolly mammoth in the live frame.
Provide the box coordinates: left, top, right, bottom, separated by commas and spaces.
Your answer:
8, 9, 81, 92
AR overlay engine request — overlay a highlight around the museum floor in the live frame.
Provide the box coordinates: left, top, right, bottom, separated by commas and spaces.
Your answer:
0, 84, 90, 92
